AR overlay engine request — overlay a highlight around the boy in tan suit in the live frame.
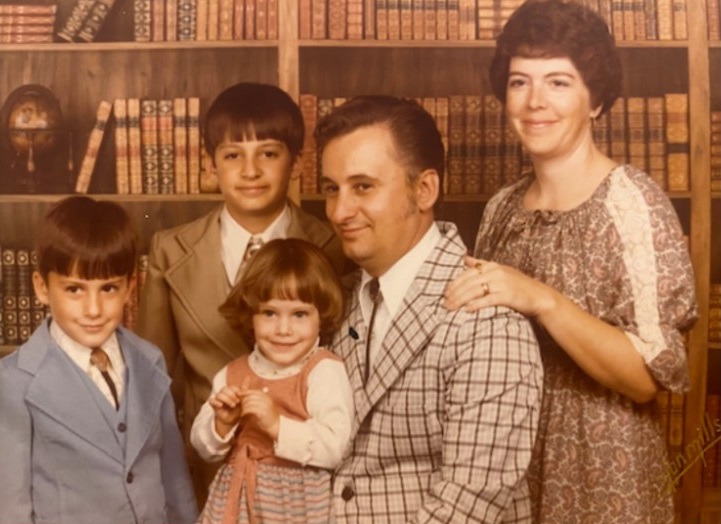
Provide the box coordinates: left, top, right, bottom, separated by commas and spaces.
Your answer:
136, 83, 345, 505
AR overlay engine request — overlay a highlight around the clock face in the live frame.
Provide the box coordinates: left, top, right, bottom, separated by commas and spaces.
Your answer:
2, 85, 64, 155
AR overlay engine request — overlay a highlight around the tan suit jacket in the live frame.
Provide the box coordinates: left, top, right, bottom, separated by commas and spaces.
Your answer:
135, 201, 345, 503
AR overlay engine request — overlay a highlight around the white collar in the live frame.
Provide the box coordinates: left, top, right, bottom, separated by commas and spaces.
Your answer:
220, 203, 291, 284
49, 319, 124, 373
360, 222, 442, 320
247, 340, 321, 379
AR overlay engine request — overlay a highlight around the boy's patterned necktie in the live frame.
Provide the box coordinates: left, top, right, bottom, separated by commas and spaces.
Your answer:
90, 347, 119, 410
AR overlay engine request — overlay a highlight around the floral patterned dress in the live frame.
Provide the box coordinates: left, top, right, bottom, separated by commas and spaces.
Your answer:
474, 165, 698, 524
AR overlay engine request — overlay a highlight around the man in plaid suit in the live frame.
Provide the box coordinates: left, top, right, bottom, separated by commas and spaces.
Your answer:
315, 96, 543, 523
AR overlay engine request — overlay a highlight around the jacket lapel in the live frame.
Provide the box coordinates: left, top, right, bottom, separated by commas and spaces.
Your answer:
121, 335, 170, 467
164, 208, 245, 360
22, 338, 123, 463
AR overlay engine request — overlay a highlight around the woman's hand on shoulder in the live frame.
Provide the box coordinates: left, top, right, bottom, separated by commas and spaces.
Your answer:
443, 255, 556, 318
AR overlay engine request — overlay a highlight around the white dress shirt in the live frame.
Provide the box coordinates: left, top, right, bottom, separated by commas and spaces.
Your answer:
359, 222, 442, 366
49, 320, 125, 408
220, 204, 291, 284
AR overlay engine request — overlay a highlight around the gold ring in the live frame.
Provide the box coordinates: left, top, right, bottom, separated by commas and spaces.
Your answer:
481, 282, 489, 297
475, 261, 483, 274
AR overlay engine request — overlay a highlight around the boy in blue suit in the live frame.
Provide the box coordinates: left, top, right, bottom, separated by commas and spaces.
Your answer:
0, 196, 197, 524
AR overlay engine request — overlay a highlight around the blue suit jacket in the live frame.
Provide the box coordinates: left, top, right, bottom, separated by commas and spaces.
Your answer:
0, 321, 198, 524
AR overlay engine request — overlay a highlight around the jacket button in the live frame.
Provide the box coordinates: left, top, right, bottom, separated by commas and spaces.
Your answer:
341, 486, 354, 501
117, 422, 127, 432
126, 472, 134, 483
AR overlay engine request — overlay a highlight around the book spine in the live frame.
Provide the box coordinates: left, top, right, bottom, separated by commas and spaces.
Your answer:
310, 0, 325, 38
157, 99, 175, 194
363, 0, 375, 38
387, 0, 401, 39
218, 0, 234, 39
207, 0, 219, 40
77, 0, 115, 42
299, 93, 319, 194
178, 0, 197, 40
711, 111, 721, 193
672, 0, 687, 40
267, 0, 277, 38
609, 97, 628, 165
436, 0, 448, 40
233, 0, 245, 39
0, 24, 55, 36
127, 98, 144, 194
664, 93, 689, 192
347, 0, 363, 39
446, 95, 465, 195
299, 0, 312, 39
622, 0, 635, 40
164, 0, 178, 40
463, 95, 483, 195
329, 0, 347, 39
152, 0, 166, 40
114, 98, 130, 195
1, 248, 19, 346
376, 0, 388, 39
255, 0, 267, 39
0, 33, 54, 43
173, 98, 189, 194
196, 0, 209, 40
0, 5, 58, 15
140, 99, 160, 194
187, 97, 201, 194
0, 14, 57, 25
656, 0, 673, 40
626, 97, 648, 173
447, 0, 459, 40
57, 0, 96, 42
646, 96, 666, 190
702, 394, 720, 487
28, 250, 46, 332
481, 94, 503, 196
134, 0, 152, 41
643, 0, 658, 39
75, 100, 113, 194
15, 248, 31, 344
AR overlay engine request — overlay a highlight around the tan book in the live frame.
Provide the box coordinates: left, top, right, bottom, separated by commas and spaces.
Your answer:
0, 5, 58, 15
207, 0, 219, 40
622, 0, 635, 40
140, 99, 160, 194
127, 98, 144, 194
626, 97, 647, 173
347, 0, 363, 39
447, 95, 465, 195
363, 0, 375, 38
157, 99, 175, 194
643, 0, 657, 39
656, 0, 673, 40
75, 100, 112, 194
481, 95, 503, 196
113, 98, 130, 195
244, 0, 255, 39
187, 97, 201, 194
708, 0, 721, 40
165, 0, 179, 40
233, 0, 245, 39
299, 93, 319, 194
299, 0, 312, 38
267, 0, 277, 38
152, 0, 165, 40
646, 96, 666, 190
611, 0, 624, 38
255, 0, 267, 39
218, 0, 234, 39
173, 98, 189, 194
609, 97, 628, 165
412, 0, 424, 39
311, 0, 325, 38
376, 0, 389, 39
437, 0, 449, 40
463, 95, 483, 195
664, 93, 689, 192
672, 0, 687, 40
329, 0, 347, 39
388, 0, 401, 39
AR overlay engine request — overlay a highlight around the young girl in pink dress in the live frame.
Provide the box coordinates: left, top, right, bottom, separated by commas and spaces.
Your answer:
191, 238, 354, 524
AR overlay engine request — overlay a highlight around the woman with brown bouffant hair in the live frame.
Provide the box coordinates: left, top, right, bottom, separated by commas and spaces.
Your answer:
445, 1, 697, 522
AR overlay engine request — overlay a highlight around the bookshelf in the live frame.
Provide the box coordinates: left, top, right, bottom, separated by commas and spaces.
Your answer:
0, 1, 717, 521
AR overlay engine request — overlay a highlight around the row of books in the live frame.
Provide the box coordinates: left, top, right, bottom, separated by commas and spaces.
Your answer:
712, 112, 721, 193
709, 0, 721, 40
74, 97, 214, 195
0, 246, 149, 346
299, 0, 690, 41
711, 284, 721, 344
298, 93, 691, 197
132, 0, 279, 42
0, 4, 57, 44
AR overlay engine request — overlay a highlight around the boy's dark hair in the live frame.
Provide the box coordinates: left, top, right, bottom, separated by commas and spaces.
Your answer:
203, 82, 305, 160
489, 0, 622, 116
35, 196, 138, 280
219, 238, 345, 345
314, 95, 445, 184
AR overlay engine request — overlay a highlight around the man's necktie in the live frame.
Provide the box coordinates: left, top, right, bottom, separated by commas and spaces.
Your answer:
236, 236, 264, 282
90, 347, 119, 410
364, 278, 382, 384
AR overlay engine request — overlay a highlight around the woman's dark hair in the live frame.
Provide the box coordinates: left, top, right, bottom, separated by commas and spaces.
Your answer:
489, 0, 622, 116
